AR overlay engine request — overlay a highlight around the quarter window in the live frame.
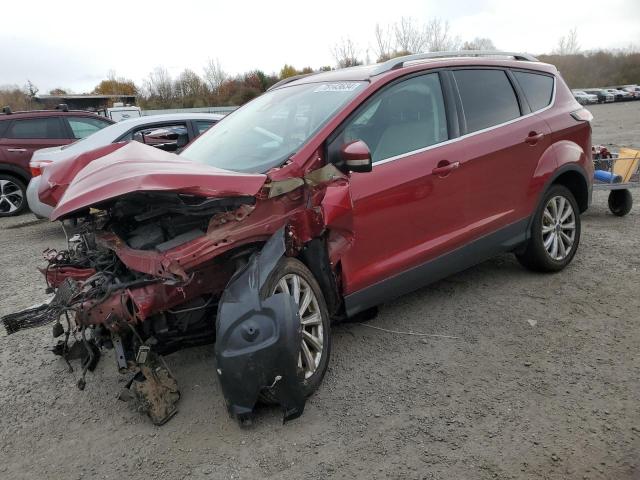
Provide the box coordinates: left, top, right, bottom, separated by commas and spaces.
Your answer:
5, 118, 66, 139
513, 71, 554, 112
332, 73, 448, 164
194, 120, 217, 135
453, 69, 521, 133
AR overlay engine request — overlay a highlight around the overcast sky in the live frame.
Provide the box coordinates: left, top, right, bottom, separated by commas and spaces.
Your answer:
1, 0, 639, 93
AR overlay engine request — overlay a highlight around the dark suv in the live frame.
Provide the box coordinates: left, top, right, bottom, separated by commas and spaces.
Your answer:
5, 51, 593, 426
0, 107, 113, 216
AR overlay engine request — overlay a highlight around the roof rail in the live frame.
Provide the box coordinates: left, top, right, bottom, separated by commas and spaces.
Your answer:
268, 73, 313, 91
371, 50, 539, 76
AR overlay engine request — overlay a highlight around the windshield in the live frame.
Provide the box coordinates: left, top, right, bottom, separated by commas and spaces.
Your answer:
180, 81, 366, 173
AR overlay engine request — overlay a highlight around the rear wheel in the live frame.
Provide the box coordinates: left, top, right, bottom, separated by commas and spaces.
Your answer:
516, 185, 581, 272
608, 189, 632, 216
0, 174, 27, 217
259, 257, 331, 403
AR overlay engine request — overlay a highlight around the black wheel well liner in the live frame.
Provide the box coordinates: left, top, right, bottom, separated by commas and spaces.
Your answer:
548, 165, 591, 213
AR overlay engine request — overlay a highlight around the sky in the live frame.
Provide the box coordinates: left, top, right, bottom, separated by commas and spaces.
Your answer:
1, 0, 639, 93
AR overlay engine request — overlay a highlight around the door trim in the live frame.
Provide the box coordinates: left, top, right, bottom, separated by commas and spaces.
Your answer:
343, 216, 530, 317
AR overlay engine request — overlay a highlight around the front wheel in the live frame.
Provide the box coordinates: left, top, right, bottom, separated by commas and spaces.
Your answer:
259, 257, 331, 403
0, 175, 27, 217
516, 185, 581, 272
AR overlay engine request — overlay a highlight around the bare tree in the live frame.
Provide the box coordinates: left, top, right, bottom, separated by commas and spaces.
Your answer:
555, 28, 580, 55
393, 17, 425, 53
175, 69, 207, 101
462, 37, 497, 51
203, 58, 227, 93
145, 67, 173, 105
424, 18, 460, 52
332, 37, 362, 68
25, 80, 38, 98
374, 23, 394, 61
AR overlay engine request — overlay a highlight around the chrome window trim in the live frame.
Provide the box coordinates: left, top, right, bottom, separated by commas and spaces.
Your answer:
372, 74, 556, 168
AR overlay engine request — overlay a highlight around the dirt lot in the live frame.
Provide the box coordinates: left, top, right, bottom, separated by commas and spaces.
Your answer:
0, 101, 638, 480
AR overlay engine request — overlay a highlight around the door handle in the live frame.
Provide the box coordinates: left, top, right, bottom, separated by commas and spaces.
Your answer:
7, 148, 27, 152
525, 132, 544, 145
432, 161, 460, 176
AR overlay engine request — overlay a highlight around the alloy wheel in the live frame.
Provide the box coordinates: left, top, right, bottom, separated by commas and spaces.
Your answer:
542, 195, 576, 261
0, 179, 24, 214
272, 273, 324, 379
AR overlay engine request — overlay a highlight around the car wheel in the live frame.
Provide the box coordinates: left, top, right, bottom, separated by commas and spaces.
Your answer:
516, 185, 581, 272
608, 189, 633, 217
259, 257, 331, 403
0, 174, 27, 217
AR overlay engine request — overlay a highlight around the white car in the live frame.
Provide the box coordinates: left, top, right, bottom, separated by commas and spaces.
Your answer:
572, 90, 598, 105
621, 86, 640, 98
603, 88, 633, 101
27, 113, 222, 218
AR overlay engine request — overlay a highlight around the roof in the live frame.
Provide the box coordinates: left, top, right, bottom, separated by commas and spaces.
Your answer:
0, 109, 110, 119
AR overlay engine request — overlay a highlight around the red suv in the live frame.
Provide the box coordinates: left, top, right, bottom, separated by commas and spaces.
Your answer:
0, 107, 113, 216
4, 52, 593, 425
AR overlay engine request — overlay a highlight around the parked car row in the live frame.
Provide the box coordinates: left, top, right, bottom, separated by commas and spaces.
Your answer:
572, 85, 640, 104
0, 108, 221, 217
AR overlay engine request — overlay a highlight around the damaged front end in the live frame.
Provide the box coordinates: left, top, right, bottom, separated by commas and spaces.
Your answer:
2, 141, 355, 426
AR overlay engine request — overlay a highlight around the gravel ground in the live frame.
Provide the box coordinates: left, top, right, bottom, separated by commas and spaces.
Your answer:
0, 102, 638, 480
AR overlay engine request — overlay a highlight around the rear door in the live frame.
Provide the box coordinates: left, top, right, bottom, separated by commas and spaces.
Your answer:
450, 68, 552, 240
0, 116, 69, 176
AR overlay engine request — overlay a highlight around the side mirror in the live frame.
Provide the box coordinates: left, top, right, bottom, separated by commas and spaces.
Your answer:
341, 140, 372, 173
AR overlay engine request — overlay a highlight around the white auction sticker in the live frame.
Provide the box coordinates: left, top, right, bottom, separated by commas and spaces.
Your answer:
314, 82, 361, 92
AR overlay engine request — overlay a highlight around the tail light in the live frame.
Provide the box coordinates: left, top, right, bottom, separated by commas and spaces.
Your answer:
29, 160, 53, 177
571, 108, 593, 123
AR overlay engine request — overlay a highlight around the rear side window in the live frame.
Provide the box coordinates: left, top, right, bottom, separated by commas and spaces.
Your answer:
454, 69, 521, 133
513, 71, 554, 111
67, 116, 111, 139
5, 118, 66, 139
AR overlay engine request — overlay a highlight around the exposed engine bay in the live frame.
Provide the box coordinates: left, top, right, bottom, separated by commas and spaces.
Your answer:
2, 149, 355, 426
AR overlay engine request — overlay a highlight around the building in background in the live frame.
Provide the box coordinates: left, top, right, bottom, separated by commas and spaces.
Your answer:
34, 94, 137, 111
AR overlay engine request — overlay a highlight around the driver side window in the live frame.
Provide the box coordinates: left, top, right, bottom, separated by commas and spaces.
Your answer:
332, 73, 448, 164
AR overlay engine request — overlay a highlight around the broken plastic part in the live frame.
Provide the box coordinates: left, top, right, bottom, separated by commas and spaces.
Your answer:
215, 227, 305, 423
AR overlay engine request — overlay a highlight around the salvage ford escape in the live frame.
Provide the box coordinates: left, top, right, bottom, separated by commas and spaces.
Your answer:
3, 51, 593, 425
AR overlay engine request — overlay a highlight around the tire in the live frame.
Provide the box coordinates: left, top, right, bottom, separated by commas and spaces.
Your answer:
259, 257, 331, 403
608, 189, 632, 217
0, 174, 28, 217
516, 185, 581, 272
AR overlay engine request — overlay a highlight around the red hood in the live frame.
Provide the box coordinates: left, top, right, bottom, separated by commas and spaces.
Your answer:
39, 142, 127, 208
50, 141, 267, 220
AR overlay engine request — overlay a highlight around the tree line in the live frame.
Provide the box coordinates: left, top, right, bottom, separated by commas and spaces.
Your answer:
1, 20, 639, 111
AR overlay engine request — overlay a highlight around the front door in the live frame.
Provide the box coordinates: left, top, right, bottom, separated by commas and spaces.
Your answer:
327, 72, 470, 296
